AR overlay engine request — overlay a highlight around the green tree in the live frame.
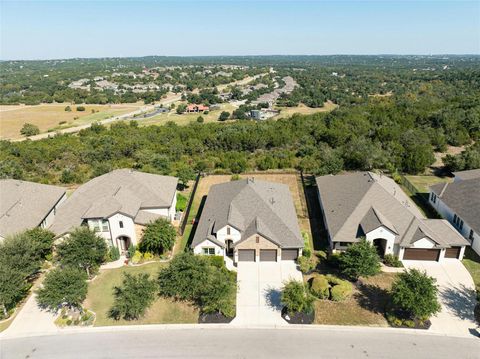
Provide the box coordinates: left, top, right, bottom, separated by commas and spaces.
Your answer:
177, 165, 196, 189
76, 106, 85, 111
218, 111, 230, 121
56, 227, 107, 277
109, 273, 157, 320
281, 279, 315, 314
391, 269, 441, 319
196, 116, 204, 123
339, 239, 381, 280
24, 228, 55, 260
20, 123, 40, 137
0, 263, 26, 317
176, 103, 187, 114
139, 218, 176, 255
36, 267, 87, 311
0, 233, 42, 278
64, 106, 72, 112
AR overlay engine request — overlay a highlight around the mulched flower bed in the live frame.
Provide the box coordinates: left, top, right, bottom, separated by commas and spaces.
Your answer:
281, 307, 314, 324
198, 312, 235, 324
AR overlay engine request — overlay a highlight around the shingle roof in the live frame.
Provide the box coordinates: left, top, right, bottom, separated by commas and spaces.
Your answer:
453, 169, 480, 181
0, 179, 66, 238
50, 169, 177, 236
430, 178, 480, 234
316, 172, 469, 248
191, 179, 303, 249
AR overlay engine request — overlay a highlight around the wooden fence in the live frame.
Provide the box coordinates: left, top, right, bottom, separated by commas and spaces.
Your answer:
178, 172, 201, 235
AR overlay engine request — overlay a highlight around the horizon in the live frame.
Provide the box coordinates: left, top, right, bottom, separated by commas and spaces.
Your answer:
1, 0, 479, 60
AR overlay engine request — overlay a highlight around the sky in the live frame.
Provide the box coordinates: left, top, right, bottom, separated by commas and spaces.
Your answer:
1, 0, 479, 60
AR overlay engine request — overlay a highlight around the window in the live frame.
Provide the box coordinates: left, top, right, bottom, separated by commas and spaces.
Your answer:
453, 214, 464, 230
119, 221, 124, 229
202, 247, 215, 255
469, 230, 474, 241
256, 236, 260, 243
92, 220, 100, 232
430, 192, 436, 203
227, 227, 230, 235
102, 220, 109, 232
338, 242, 349, 247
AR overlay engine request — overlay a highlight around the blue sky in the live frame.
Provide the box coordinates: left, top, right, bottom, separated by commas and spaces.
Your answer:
1, 1, 479, 60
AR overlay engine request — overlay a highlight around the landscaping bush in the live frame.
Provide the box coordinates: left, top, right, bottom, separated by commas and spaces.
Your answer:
176, 193, 188, 212
302, 232, 312, 258
383, 254, 403, 268
230, 174, 240, 181
297, 255, 316, 274
37, 267, 88, 311
339, 239, 381, 280
327, 252, 341, 268
196, 116, 204, 123
281, 280, 315, 314
56, 227, 107, 277
109, 273, 157, 320
139, 218, 176, 255
127, 244, 136, 258
76, 106, 85, 111
64, 106, 71, 112
391, 269, 440, 320
107, 246, 120, 262
142, 252, 154, 261
310, 275, 330, 299
131, 250, 142, 264
330, 280, 353, 301
0, 262, 27, 318
20, 123, 40, 137
207, 255, 225, 269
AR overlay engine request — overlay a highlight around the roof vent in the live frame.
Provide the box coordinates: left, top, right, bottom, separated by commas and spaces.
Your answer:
270, 197, 275, 205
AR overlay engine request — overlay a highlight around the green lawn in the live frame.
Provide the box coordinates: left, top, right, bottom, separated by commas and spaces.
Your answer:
83, 262, 198, 326
404, 175, 452, 193
463, 247, 480, 291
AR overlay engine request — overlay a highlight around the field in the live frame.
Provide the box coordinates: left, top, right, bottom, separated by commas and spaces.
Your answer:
0, 103, 142, 139
274, 101, 337, 119
83, 262, 199, 326
182, 172, 313, 250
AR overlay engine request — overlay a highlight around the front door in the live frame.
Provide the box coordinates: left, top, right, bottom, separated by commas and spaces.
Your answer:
117, 236, 130, 252
226, 240, 234, 257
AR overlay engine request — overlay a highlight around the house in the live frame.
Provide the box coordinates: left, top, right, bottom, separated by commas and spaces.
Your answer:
191, 178, 303, 263
186, 104, 209, 113
50, 169, 178, 252
0, 179, 66, 240
428, 170, 480, 255
316, 172, 470, 262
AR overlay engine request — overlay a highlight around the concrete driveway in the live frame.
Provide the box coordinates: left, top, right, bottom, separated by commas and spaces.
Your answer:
403, 259, 478, 336
232, 261, 303, 326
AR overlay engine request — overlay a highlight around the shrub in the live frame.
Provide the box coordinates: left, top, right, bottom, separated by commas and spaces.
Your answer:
139, 218, 176, 255
107, 246, 120, 262
131, 251, 142, 264
109, 273, 157, 320
36, 267, 88, 311
327, 252, 341, 268
20, 123, 40, 137
59, 121, 67, 125
302, 232, 312, 258
196, 116, 204, 123
64, 106, 72, 112
230, 174, 240, 181
330, 280, 353, 301
176, 193, 188, 212
142, 252, 154, 261
297, 255, 316, 274
127, 244, 136, 259
310, 275, 330, 299
391, 269, 441, 319
281, 280, 315, 314
218, 111, 230, 121
339, 239, 381, 280
76, 106, 85, 111
207, 255, 225, 269
384, 254, 403, 268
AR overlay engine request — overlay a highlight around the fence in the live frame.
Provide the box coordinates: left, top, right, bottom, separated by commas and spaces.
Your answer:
178, 172, 201, 235
401, 176, 420, 196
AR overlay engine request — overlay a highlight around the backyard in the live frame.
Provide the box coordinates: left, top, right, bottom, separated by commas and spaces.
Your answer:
83, 262, 199, 326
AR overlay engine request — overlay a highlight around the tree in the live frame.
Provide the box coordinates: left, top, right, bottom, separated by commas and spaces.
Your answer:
56, 227, 107, 277
218, 111, 230, 121
76, 106, 85, 111
281, 280, 315, 314
64, 106, 72, 112
339, 239, 381, 280
196, 116, 204, 123
109, 273, 157, 320
139, 218, 176, 255
176, 103, 187, 114
20, 123, 40, 137
0, 233, 43, 278
391, 269, 441, 319
24, 228, 55, 260
36, 267, 88, 311
0, 263, 26, 317
176, 165, 196, 189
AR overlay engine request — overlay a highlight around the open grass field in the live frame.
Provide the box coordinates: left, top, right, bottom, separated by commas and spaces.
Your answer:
182, 172, 313, 250
274, 101, 337, 119
0, 103, 143, 139
83, 262, 198, 326
313, 272, 398, 326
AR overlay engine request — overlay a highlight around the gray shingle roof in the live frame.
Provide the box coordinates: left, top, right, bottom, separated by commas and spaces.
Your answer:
430, 178, 480, 234
50, 169, 177, 236
453, 169, 480, 181
191, 179, 303, 249
316, 172, 469, 248
0, 179, 66, 238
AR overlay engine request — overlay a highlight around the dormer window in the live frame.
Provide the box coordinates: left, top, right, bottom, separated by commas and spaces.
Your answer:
119, 221, 124, 229
256, 236, 260, 243
227, 227, 230, 235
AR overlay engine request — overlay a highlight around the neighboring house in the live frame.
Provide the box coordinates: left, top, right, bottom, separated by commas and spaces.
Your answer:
191, 178, 303, 263
186, 104, 209, 113
316, 172, 469, 262
50, 169, 178, 252
428, 170, 480, 255
0, 179, 66, 240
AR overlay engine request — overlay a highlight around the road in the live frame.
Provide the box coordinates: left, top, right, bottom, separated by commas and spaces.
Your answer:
1, 327, 479, 359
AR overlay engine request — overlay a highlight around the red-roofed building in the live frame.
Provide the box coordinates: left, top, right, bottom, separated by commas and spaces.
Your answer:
186, 104, 209, 113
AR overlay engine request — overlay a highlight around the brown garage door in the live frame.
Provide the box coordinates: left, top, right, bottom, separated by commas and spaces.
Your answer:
260, 249, 277, 262
445, 246, 461, 259
403, 248, 440, 261
281, 249, 299, 260
238, 249, 255, 262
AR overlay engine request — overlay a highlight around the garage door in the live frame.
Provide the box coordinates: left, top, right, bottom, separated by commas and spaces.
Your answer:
260, 249, 277, 262
281, 249, 299, 260
403, 248, 440, 261
445, 246, 461, 259
238, 249, 255, 262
